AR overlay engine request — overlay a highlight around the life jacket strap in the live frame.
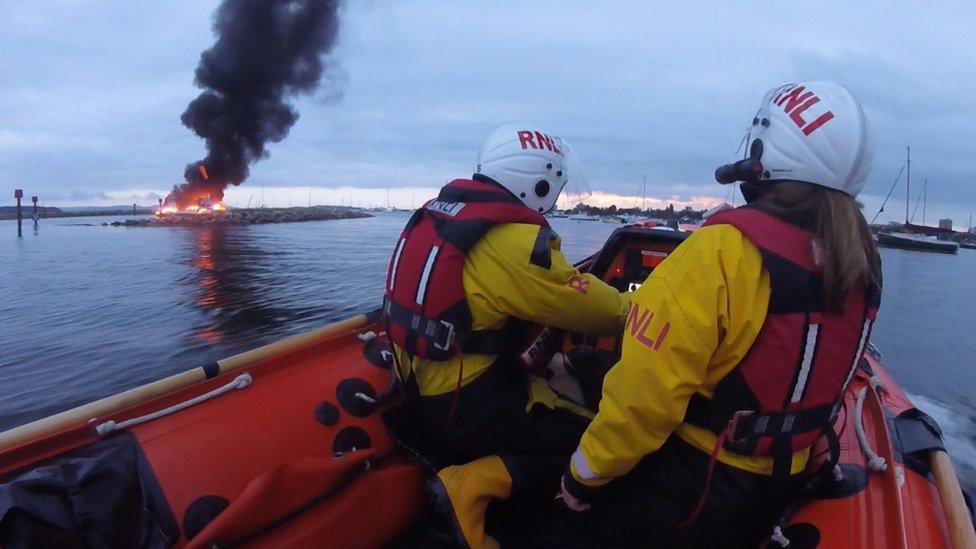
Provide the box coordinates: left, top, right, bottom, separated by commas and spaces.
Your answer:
675, 401, 824, 530
684, 394, 838, 455
383, 298, 511, 357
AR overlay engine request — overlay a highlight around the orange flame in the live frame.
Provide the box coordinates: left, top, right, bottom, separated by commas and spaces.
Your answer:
155, 196, 226, 216
197, 164, 210, 181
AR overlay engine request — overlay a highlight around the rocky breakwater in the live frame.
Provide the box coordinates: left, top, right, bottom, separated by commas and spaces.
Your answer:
109, 206, 373, 227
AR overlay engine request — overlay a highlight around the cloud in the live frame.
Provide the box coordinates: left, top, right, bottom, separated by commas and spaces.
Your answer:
2, 1, 974, 226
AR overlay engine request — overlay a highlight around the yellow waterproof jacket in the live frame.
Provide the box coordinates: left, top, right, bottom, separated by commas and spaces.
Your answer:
394, 222, 628, 398
569, 224, 810, 488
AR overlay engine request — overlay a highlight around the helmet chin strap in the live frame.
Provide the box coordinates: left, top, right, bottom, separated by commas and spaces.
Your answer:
740, 182, 763, 204
740, 180, 796, 208
472, 173, 499, 186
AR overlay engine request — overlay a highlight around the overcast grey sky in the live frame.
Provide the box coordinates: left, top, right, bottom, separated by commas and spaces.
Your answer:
2, 1, 974, 225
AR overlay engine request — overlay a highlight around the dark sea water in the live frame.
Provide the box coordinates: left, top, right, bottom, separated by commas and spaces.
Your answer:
2, 213, 974, 490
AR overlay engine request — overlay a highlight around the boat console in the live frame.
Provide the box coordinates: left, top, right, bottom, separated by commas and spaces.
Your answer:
562, 225, 689, 408
585, 225, 689, 290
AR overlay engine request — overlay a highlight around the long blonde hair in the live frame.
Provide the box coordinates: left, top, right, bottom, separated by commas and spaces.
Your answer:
755, 181, 880, 312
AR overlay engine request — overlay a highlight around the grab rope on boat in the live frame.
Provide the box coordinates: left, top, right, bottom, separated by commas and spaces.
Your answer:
770, 526, 790, 547
354, 392, 377, 405
356, 330, 387, 342
854, 379, 888, 473
94, 373, 252, 436
355, 329, 400, 408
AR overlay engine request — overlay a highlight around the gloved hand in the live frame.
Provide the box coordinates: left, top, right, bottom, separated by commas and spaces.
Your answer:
547, 353, 585, 405
560, 475, 591, 512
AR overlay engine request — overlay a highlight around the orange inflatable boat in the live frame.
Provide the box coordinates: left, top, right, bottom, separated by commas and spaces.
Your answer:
0, 225, 973, 548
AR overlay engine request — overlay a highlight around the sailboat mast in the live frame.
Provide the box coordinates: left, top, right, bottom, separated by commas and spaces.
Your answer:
905, 145, 911, 226
922, 179, 927, 227
641, 175, 647, 212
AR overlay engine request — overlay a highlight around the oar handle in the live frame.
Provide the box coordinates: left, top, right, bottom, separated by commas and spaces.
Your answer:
931, 450, 976, 549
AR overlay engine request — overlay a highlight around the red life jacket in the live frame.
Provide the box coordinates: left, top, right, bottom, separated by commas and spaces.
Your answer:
383, 178, 550, 361
684, 205, 881, 472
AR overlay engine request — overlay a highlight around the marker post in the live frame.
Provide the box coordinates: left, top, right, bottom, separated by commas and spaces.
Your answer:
14, 189, 23, 237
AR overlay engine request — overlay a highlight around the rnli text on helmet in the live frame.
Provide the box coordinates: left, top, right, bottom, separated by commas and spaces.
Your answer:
517, 131, 564, 155
771, 85, 835, 136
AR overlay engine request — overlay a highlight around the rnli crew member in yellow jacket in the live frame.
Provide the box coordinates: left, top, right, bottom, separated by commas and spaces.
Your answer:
560, 81, 882, 547
383, 122, 627, 546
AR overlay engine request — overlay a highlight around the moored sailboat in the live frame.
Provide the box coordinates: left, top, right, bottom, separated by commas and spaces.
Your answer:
877, 146, 959, 254
877, 231, 959, 254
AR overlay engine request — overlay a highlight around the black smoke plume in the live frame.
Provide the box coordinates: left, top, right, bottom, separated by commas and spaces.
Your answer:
167, 0, 342, 208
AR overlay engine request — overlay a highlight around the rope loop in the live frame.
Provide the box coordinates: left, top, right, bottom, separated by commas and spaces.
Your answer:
853, 386, 888, 473
95, 373, 252, 436
770, 525, 791, 547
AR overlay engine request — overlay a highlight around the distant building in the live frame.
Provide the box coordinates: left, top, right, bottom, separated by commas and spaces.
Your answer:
939, 218, 953, 230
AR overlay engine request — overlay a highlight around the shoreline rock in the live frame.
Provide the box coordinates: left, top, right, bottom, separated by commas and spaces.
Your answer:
107, 206, 373, 227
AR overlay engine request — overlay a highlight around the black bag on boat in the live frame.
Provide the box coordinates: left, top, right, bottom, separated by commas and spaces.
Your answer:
0, 432, 179, 548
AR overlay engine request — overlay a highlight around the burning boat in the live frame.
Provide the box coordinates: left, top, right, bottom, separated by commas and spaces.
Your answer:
157, 166, 228, 216
156, 195, 227, 217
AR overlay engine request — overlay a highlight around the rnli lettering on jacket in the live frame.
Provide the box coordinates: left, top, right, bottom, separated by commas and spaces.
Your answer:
684, 205, 881, 465
384, 178, 550, 361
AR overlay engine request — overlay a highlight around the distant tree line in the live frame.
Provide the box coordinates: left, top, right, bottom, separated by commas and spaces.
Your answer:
567, 202, 706, 220
0, 206, 155, 220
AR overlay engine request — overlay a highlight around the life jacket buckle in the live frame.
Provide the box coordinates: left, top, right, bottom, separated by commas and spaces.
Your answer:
432, 320, 456, 351
726, 410, 756, 445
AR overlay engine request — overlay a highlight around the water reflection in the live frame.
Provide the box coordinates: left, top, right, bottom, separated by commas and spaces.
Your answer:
182, 225, 303, 348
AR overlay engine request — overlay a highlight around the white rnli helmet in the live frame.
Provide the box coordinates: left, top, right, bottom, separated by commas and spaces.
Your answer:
716, 80, 874, 197
476, 122, 586, 213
